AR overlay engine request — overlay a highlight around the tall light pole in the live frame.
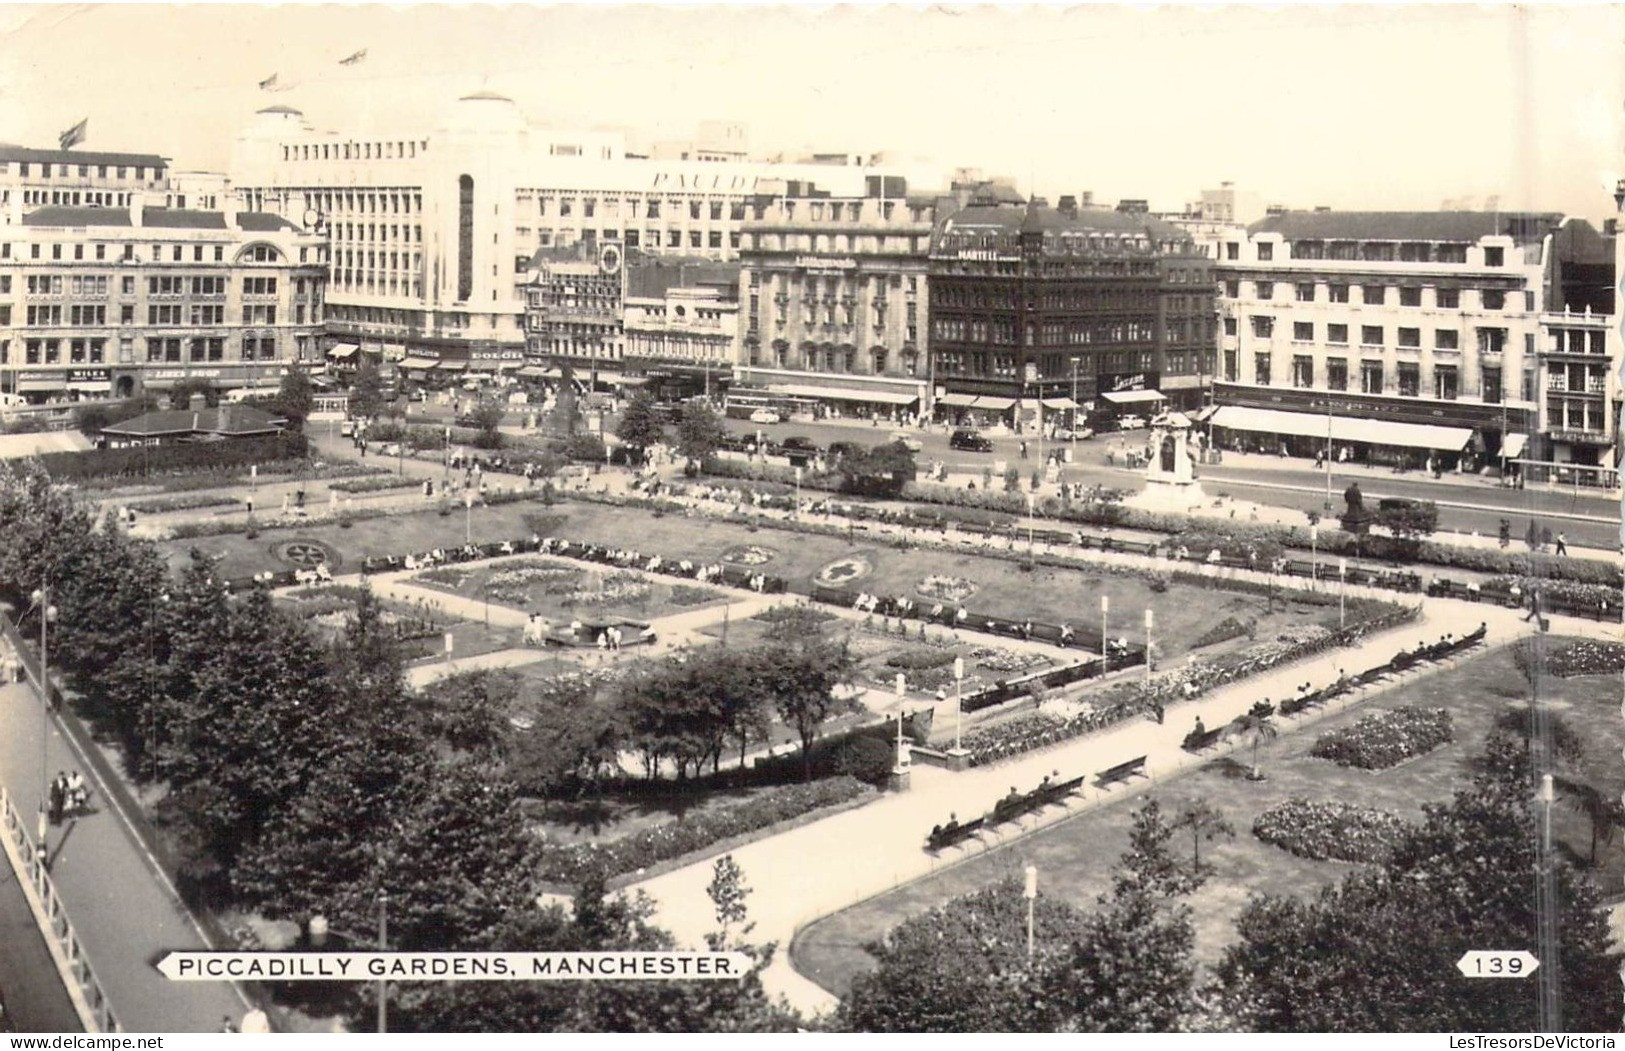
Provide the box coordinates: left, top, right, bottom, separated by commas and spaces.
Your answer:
1338, 557, 1347, 629
952, 656, 965, 754
1069, 356, 1080, 463
1324, 397, 1334, 511
442, 425, 451, 492
1144, 608, 1154, 682
30, 586, 56, 867
793, 465, 802, 520
1023, 865, 1038, 964
1310, 524, 1319, 590
1100, 594, 1109, 668
376, 891, 389, 1034
1025, 492, 1035, 565
893, 672, 908, 776
464, 489, 474, 546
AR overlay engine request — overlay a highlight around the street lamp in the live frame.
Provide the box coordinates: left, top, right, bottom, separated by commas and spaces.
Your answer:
376, 891, 389, 1034
1310, 524, 1319, 589
1023, 865, 1038, 964
1069, 357, 1080, 463
1100, 594, 1109, 668
28, 586, 56, 868
1144, 608, 1154, 682
1025, 493, 1035, 565
443, 426, 451, 492
464, 489, 474, 546
1338, 557, 1347, 629
794, 465, 803, 520
894, 672, 908, 774
952, 656, 965, 754
1324, 398, 1334, 511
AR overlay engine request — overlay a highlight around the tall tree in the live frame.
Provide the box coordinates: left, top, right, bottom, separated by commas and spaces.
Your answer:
615, 390, 664, 464
675, 400, 726, 471
348, 358, 386, 420
757, 631, 857, 782
272, 361, 315, 428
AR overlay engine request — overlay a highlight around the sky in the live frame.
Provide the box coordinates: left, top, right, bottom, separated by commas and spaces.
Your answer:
0, 3, 1619, 222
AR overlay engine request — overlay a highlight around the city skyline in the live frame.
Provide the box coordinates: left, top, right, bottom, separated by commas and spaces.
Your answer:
0, 3, 1619, 220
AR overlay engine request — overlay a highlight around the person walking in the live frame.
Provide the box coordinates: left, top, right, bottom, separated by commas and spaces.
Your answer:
48, 772, 66, 825
1555, 532, 1568, 556
1522, 586, 1543, 624
66, 770, 86, 814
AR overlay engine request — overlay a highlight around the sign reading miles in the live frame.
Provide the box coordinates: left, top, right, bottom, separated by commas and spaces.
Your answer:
158, 951, 751, 982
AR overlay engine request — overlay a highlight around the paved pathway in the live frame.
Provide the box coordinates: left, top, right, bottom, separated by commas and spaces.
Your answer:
0, 684, 252, 1032
0, 849, 83, 1031
627, 599, 1620, 1017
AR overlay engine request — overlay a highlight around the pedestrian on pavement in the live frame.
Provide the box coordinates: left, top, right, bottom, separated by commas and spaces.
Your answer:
1019, 440, 1028, 460
48, 772, 66, 825
66, 770, 86, 814
1522, 587, 1543, 624
1555, 532, 1568, 556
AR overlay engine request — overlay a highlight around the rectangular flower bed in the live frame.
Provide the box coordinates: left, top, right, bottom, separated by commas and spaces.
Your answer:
1252, 798, 1409, 862
1309, 706, 1453, 770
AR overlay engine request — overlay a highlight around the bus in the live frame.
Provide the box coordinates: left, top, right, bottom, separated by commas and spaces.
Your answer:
723, 388, 819, 422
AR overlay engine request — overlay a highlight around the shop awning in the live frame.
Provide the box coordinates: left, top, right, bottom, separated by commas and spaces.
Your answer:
327, 343, 359, 359
1100, 389, 1167, 405
398, 356, 439, 370
436, 360, 468, 372
768, 383, 919, 405
972, 395, 1016, 412
1040, 396, 1079, 411
937, 392, 979, 408
1193, 405, 1218, 422
16, 379, 63, 393
516, 365, 557, 380
1210, 405, 1473, 451
616, 375, 650, 387
1500, 433, 1529, 459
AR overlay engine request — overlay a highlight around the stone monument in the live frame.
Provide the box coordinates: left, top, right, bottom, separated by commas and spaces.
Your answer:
1125, 411, 1207, 512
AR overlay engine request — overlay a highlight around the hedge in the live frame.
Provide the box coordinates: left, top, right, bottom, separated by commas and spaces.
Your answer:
38, 432, 310, 482
327, 475, 423, 495
532, 775, 873, 884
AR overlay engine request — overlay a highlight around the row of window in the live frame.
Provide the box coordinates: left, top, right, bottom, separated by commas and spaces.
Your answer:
18, 335, 278, 366
3, 242, 312, 266
3, 161, 161, 180
1226, 280, 1525, 311
20, 274, 311, 299
10, 301, 317, 327
1249, 353, 1486, 401
280, 140, 425, 163
1226, 240, 1487, 265
1237, 315, 1514, 353
931, 285, 1156, 312
332, 223, 422, 245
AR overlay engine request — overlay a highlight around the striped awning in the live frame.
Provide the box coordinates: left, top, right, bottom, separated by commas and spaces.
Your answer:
1040, 396, 1079, 411
1210, 405, 1473, 451
768, 383, 918, 405
398, 356, 439, 370
1100, 389, 1167, 405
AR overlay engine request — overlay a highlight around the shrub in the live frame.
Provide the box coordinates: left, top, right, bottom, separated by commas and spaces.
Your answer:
328, 475, 422, 494
884, 647, 958, 671
1192, 616, 1250, 648
833, 736, 896, 785
751, 605, 835, 625
534, 776, 873, 884
36, 432, 309, 483
667, 584, 720, 607
1253, 798, 1408, 862
123, 493, 240, 514
1309, 707, 1453, 770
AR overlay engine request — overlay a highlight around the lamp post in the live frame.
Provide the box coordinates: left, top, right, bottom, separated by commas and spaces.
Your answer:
464, 489, 474, 546
1324, 397, 1334, 511
1023, 865, 1038, 964
794, 465, 802, 520
1100, 594, 1109, 668
1310, 524, 1319, 590
442, 425, 451, 492
29, 587, 56, 868
893, 672, 909, 780
1144, 608, 1154, 682
1025, 492, 1035, 566
1069, 356, 1080, 462
952, 656, 964, 754
376, 891, 389, 1034
1338, 557, 1347, 629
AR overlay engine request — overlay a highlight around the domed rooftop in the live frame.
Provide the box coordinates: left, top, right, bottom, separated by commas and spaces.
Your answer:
458, 90, 513, 103
255, 105, 304, 116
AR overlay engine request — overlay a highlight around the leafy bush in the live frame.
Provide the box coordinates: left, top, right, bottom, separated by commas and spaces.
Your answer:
37, 432, 309, 483
667, 584, 720, 607
751, 605, 835, 626
1253, 798, 1408, 862
1309, 707, 1454, 770
123, 493, 240, 514
1192, 616, 1250, 649
833, 736, 896, 785
534, 776, 873, 884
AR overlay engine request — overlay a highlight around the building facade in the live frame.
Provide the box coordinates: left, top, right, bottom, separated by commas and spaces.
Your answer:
0, 197, 327, 403
733, 183, 934, 416
1211, 211, 1557, 464
622, 256, 740, 399
1534, 217, 1618, 482
0, 146, 169, 221
927, 194, 1215, 429
514, 240, 625, 389
229, 95, 922, 371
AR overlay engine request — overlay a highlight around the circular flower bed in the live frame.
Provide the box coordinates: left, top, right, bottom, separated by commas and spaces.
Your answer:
722, 544, 778, 566
916, 574, 978, 604
1309, 706, 1453, 770
815, 554, 873, 588
1253, 798, 1408, 862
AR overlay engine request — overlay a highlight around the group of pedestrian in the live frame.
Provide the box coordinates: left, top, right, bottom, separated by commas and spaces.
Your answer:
47, 769, 89, 824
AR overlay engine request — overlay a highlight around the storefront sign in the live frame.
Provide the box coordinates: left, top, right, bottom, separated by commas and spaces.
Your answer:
1099, 371, 1160, 394
651, 171, 759, 192
793, 256, 857, 270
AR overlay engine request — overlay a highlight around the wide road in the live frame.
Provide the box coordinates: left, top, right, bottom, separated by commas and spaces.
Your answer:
712, 416, 1623, 553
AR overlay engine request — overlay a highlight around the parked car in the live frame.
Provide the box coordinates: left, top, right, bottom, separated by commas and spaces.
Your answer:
1118, 415, 1147, 430
888, 431, 924, 452
949, 429, 995, 452
1053, 425, 1094, 441
748, 408, 783, 424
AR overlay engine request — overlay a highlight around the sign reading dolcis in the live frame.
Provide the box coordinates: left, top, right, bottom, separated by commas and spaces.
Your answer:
1456, 950, 1539, 978
157, 951, 752, 982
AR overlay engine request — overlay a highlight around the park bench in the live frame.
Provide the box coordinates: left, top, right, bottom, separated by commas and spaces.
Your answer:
1181, 726, 1226, 753
1279, 690, 1323, 717
1094, 755, 1148, 790
926, 815, 986, 852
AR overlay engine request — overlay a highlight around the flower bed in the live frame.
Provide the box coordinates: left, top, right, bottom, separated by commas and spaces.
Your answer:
963, 704, 1141, 767
533, 775, 873, 884
751, 605, 835, 626
1487, 576, 1620, 611
1551, 640, 1625, 677
1309, 707, 1453, 770
815, 554, 873, 588
668, 584, 722, 607
122, 492, 241, 514
165, 506, 390, 539
916, 574, 978, 604
1192, 616, 1250, 648
1252, 798, 1409, 862
414, 565, 477, 591
327, 475, 423, 495
884, 647, 958, 671
721, 544, 777, 566
970, 645, 1050, 674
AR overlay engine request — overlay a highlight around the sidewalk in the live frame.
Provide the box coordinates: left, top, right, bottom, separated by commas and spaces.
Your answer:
627, 598, 1617, 1016
0, 684, 251, 1032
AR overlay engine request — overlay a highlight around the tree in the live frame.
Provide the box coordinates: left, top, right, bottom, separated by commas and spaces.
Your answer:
837, 441, 918, 499
506, 676, 625, 799
757, 629, 858, 782
706, 854, 753, 949
1227, 701, 1278, 781
1216, 732, 1622, 1032
1171, 798, 1235, 874
271, 361, 315, 428
615, 390, 665, 464
166, 376, 218, 409
349, 358, 386, 420
1373, 499, 1437, 559
675, 400, 726, 470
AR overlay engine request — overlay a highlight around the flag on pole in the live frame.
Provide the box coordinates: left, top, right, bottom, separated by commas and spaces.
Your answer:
58, 118, 87, 151
339, 48, 367, 65
258, 73, 279, 90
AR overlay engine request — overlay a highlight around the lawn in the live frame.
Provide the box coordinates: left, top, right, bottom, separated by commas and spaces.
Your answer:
274, 584, 520, 664
789, 638, 1623, 999
406, 556, 727, 621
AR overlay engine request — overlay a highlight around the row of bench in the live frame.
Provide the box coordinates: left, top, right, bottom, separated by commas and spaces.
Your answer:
1425, 578, 1616, 621
926, 757, 1149, 853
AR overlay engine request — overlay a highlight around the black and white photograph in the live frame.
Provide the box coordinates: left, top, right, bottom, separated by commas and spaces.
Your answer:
0, 1, 1620, 1038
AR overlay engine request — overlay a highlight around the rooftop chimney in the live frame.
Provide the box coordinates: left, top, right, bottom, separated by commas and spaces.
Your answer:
1314, 205, 1331, 213
1057, 195, 1078, 218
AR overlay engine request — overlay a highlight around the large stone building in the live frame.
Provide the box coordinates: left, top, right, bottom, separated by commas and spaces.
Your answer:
927, 194, 1215, 430
0, 146, 170, 220
229, 95, 921, 372
514, 240, 626, 390
1534, 217, 1618, 483
733, 181, 935, 416
0, 195, 327, 403
1210, 211, 1559, 465
622, 255, 741, 400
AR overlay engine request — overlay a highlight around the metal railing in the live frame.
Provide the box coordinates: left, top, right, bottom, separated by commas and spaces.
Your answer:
0, 782, 119, 1032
